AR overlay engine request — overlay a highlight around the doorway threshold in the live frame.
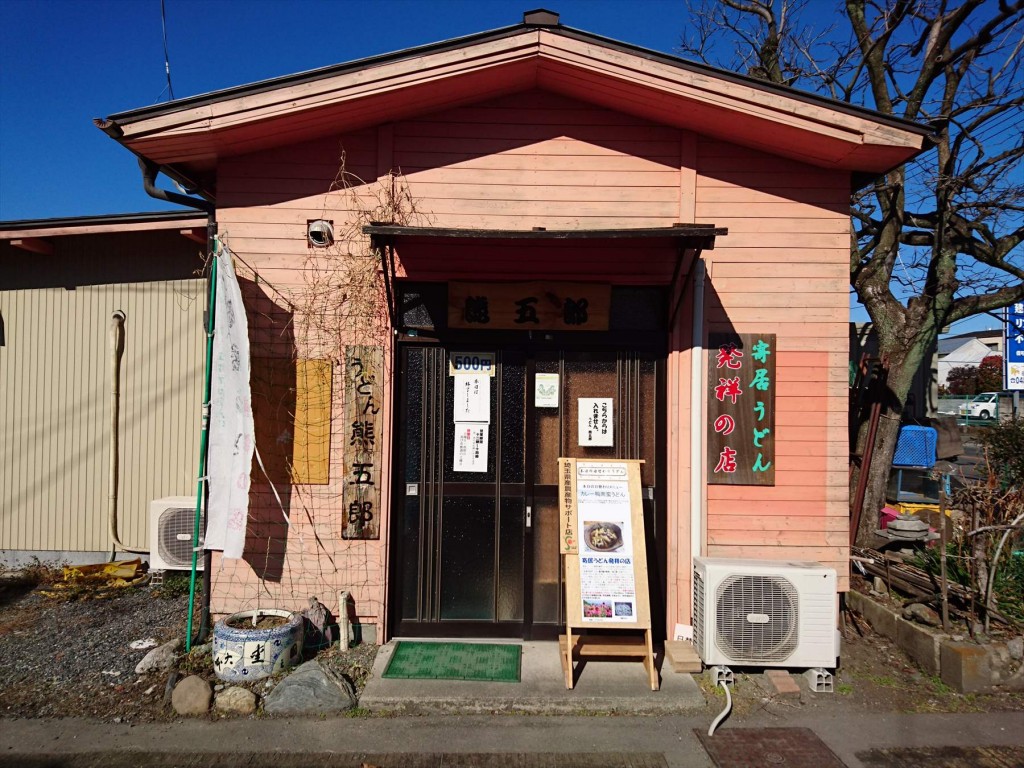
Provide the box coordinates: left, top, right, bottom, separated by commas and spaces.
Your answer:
358, 640, 705, 715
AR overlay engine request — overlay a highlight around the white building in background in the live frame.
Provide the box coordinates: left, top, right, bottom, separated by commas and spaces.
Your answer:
938, 336, 993, 388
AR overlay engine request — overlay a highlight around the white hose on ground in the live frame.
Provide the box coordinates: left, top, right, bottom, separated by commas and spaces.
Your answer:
108, 310, 147, 556
707, 679, 732, 736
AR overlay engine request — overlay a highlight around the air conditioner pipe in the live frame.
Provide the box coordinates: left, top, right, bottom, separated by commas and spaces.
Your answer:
109, 310, 148, 556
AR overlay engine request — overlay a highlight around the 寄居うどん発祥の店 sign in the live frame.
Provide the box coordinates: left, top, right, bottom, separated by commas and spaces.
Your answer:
707, 333, 775, 486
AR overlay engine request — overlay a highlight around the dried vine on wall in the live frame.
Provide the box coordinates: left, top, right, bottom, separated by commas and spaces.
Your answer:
210, 149, 425, 624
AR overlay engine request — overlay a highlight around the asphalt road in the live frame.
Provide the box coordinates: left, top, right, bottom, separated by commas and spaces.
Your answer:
2, 711, 1023, 768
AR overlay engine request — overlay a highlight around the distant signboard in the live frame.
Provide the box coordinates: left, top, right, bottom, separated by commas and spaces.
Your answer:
1006, 303, 1024, 391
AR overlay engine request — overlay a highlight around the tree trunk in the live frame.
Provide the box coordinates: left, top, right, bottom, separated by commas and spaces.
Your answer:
851, 335, 929, 546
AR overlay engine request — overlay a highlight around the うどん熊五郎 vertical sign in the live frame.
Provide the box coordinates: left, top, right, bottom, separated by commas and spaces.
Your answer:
343, 345, 384, 539
707, 333, 776, 486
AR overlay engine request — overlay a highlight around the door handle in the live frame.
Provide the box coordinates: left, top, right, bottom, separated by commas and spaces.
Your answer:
526, 505, 532, 529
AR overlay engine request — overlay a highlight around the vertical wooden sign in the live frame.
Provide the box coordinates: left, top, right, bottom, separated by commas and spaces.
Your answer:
559, 458, 578, 554
707, 333, 776, 486
343, 345, 384, 539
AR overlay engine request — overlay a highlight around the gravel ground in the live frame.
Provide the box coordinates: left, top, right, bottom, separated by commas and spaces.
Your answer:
2, 567, 1021, 723
0, 570, 377, 722
0, 575, 191, 720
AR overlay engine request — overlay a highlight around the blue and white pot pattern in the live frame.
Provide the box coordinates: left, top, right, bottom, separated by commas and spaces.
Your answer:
212, 609, 304, 682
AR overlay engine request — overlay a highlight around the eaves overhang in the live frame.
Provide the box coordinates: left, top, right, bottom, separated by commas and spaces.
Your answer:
0, 210, 208, 240
96, 21, 935, 200
361, 223, 726, 332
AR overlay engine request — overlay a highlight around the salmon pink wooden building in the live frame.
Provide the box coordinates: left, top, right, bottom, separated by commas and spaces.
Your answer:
97, 10, 931, 643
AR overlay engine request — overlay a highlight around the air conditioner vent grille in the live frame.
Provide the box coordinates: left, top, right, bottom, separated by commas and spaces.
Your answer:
157, 506, 200, 569
715, 574, 799, 663
693, 569, 705, 652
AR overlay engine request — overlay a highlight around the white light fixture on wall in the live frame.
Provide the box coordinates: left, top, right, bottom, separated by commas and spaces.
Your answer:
307, 219, 334, 247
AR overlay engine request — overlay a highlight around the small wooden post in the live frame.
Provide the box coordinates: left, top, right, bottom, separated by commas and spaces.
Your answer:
939, 472, 951, 632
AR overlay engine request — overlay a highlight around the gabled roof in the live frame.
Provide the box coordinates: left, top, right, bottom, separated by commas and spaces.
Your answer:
938, 336, 991, 357
0, 210, 206, 236
96, 12, 933, 201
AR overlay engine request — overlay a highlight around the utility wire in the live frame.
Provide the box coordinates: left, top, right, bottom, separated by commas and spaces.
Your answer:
161, 0, 175, 101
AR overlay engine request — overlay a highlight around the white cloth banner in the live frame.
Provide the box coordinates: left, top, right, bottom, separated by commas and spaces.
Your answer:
205, 249, 254, 559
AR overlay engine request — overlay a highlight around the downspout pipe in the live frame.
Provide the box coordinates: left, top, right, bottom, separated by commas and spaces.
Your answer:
689, 259, 706, 570
109, 310, 148, 556
139, 157, 215, 214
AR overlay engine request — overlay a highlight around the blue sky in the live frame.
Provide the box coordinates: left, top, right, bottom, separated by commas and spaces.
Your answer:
0, 0, 692, 220
0, 0, 1007, 335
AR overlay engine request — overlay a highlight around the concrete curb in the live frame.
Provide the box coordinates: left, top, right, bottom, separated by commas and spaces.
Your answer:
848, 590, 1024, 692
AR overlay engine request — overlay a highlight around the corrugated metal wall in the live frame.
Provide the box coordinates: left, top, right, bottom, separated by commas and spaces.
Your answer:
1, 277, 205, 553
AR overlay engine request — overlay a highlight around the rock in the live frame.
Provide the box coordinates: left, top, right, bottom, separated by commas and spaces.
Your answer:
873, 577, 886, 593
263, 660, 356, 715
902, 603, 941, 627
215, 686, 257, 715
171, 675, 211, 716
130, 638, 158, 650
135, 638, 182, 675
1008, 637, 1023, 661
163, 670, 179, 706
993, 644, 1011, 667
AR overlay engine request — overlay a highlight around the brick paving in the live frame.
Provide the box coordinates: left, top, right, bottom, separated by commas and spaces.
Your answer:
857, 745, 1024, 768
0, 754, 671, 768
696, 727, 845, 768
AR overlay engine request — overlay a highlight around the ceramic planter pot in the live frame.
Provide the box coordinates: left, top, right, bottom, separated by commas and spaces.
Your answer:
212, 609, 303, 681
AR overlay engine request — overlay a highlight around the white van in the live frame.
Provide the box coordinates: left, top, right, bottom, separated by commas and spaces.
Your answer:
958, 392, 999, 420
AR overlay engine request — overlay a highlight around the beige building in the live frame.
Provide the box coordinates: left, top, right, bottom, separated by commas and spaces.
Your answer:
0, 212, 207, 566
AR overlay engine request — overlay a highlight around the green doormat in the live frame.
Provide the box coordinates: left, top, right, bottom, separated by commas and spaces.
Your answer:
383, 641, 521, 682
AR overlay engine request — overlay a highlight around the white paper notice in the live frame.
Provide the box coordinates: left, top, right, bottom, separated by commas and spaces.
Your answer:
535, 373, 559, 408
578, 397, 613, 446
454, 423, 488, 473
576, 462, 636, 622
454, 374, 490, 422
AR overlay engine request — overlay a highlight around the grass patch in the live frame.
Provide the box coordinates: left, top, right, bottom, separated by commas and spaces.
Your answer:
928, 675, 954, 695
152, 573, 193, 599
868, 675, 899, 687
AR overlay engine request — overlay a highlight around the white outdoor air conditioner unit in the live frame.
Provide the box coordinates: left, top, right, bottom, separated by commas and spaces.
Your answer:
149, 496, 204, 571
693, 557, 838, 669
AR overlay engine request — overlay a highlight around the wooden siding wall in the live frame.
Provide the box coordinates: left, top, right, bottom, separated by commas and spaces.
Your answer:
216, 128, 389, 628
696, 138, 852, 609
395, 90, 681, 230
212, 90, 684, 631
0, 236, 205, 555
215, 89, 851, 635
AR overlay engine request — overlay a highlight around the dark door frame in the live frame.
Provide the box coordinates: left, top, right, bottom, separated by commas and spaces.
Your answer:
386, 330, 667, 641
